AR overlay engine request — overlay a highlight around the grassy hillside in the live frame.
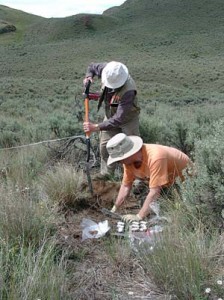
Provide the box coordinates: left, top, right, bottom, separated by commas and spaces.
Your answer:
0, 2, 224, 299
0, 5, 42, 22
0, 0, 223, 94
25, 14, 119, 43
0, 0, 223, 142
0, 5, 43, 43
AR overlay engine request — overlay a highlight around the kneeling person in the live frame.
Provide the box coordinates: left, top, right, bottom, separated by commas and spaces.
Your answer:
107, 133, 193, 222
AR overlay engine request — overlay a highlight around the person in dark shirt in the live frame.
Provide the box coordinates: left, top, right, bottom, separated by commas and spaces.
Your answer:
83, 61, 140, 177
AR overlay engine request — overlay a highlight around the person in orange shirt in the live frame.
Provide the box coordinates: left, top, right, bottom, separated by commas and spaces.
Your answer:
106, 133, 193, 222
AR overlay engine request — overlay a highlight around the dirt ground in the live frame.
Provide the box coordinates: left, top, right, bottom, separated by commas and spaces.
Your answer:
56, 179, 170, 300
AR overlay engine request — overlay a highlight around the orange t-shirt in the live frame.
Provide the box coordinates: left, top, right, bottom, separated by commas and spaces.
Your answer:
122, 144, 190, 188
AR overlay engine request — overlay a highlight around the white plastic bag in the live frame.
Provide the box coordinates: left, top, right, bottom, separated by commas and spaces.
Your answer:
81, 218, 110, 241
129, 225, 163, 253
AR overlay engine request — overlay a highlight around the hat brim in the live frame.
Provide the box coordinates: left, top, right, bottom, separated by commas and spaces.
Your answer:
102, 73, 129, 89
107, 136, 143, 166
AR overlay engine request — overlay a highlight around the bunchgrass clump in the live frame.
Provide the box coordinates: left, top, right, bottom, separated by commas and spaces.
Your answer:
0, 179, 54, 247
41, 164, 87, 209
0, 239, 71, 300
137, 201, 224, 299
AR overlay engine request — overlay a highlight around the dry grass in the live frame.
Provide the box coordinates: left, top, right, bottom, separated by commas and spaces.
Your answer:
55, 207, 170, 300
0, 179, 53, 246
41, 163, 88, 209
62, 236, 164, 300
0, 1, 224, 298
136, 206, 224, 299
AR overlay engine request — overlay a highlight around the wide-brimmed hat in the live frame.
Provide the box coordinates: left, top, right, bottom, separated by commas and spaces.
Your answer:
102, 61, 129, 89
107, 133, 143, 166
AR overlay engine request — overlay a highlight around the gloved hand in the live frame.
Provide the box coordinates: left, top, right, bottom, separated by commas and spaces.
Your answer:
122, 214, 142, 222
110, 205, 117, 213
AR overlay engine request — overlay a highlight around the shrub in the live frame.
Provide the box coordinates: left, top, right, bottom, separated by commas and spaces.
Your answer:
181, 119, 224, 228
0, 146, 48, 185
48, 114, 82, 138
139, 107, 194, 155
0, 130, 21, 148
0, 119, 24, 147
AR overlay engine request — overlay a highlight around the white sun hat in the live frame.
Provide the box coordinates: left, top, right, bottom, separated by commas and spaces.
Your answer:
102, 61, 129, 89
106, 133, 143, 166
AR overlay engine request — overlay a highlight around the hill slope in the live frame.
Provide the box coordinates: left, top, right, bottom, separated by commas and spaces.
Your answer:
0, 4, 119, 44
24, 14, 119, 43
0, 0, 224, 109
0, 5, 43, 43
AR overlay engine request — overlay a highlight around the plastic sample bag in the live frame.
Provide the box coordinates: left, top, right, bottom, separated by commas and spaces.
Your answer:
81, 218, 110, 241
129, 225, 163, 253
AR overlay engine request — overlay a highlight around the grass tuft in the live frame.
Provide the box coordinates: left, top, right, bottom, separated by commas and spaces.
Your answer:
137, 204, 224, 299
41, 164, 87, 209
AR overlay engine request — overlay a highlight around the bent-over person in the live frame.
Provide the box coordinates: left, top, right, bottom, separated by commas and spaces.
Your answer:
106, 133, 193, 222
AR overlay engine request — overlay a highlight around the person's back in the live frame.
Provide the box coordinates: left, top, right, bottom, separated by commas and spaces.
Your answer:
122, 144, 190, 188
106, 134, 194, 221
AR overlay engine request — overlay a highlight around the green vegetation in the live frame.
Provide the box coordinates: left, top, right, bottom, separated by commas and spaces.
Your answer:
0, 5, 43, 43
41, 164, 88, 208
0, 0, 223, 298
138, 207, 224, 299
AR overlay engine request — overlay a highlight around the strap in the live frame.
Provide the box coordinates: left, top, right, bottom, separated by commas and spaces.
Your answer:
97, 87, 107, 112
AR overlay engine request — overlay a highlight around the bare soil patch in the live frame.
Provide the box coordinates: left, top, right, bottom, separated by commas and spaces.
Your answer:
56, 179, 167, 299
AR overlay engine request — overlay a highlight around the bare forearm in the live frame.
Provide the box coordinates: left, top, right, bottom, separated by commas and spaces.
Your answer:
115, 184, 132, 208
138, 187, 161, 219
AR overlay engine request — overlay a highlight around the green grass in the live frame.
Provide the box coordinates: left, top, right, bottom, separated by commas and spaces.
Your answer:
0, 5, 43, 43
41, 163, 88, 208
0, 0, 224, 298
137, 209, 224, 299
0, 240, 70, 299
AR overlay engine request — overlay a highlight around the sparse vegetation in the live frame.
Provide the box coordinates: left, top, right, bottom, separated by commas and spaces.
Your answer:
0, 0, 224, 298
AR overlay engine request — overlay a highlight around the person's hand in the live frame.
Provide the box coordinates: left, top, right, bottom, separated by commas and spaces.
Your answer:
83, 122, 99, 133
122, 214, 142, 222
83, 76, 93, 86
110, 205, 117, 213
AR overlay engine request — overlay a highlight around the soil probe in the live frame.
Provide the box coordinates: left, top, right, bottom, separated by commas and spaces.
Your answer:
83, 80, 93, 195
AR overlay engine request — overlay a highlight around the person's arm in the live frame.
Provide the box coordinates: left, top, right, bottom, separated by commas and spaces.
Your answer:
83, 90, 137, 133
122, 187, 161, 222
83, 62, 107, 85
82, 62, 107, 133
111, 184, 132, 212
98, 90, 137, 130
83, 90, 136, 131
138, 187, 161, 219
